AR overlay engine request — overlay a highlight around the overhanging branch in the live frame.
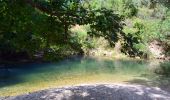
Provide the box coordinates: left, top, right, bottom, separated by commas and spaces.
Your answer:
24, 0, 79, 18
24, 0, 52, 14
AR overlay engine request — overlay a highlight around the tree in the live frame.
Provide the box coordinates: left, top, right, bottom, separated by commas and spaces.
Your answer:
0, 0, 124, 61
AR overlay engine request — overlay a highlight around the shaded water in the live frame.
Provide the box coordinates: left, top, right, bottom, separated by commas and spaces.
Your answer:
0, 57, 169, 96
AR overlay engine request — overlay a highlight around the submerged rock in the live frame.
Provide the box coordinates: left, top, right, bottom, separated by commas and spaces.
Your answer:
2, 84, 170, 100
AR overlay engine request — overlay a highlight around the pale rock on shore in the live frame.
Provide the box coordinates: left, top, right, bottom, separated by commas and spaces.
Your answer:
1, 84, 170, 100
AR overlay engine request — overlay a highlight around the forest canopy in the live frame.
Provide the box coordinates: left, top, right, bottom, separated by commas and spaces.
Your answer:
0, 0, 170, 61
0, 0, 125, 61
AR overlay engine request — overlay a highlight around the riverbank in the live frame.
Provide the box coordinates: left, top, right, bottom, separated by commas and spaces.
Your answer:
1, 84, 170, 100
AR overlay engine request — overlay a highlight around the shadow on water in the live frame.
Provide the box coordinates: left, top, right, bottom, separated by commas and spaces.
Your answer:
126, 61, 170, 93
0, 66, 23, 88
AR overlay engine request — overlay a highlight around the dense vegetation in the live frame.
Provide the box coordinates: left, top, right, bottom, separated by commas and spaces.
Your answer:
83, 0, 170, 58
0, 0, 170, 62
0, 0, 124, 62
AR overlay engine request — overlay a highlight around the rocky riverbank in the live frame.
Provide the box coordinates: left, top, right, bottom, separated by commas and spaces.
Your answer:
1, 84, 170, 100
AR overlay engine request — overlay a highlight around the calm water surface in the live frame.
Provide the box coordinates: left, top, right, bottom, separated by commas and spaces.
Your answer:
0, 57, 169, 96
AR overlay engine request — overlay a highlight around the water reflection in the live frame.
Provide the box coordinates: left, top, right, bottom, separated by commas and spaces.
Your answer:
154, 61, 170, 77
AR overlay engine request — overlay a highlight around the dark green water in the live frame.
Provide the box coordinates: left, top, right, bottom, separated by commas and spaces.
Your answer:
0, 57, 169, 96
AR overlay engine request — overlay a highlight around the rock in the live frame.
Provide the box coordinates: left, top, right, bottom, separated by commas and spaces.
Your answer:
2, 84, 170, 100
148, 40, 169, 60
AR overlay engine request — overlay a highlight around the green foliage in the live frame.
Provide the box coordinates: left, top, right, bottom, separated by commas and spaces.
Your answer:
0, 1, 43, 57
88, 8, 124, 46
0, 0, 124, 61
119, 0, 170, 57
1, 0, 170, 60
86, 0, 138, 18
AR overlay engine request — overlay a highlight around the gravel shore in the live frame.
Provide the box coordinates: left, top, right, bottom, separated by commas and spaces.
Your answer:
1, 84, 170, 100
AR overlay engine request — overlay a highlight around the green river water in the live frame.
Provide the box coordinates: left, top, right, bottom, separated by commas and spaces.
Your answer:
0, 57, 169, 96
